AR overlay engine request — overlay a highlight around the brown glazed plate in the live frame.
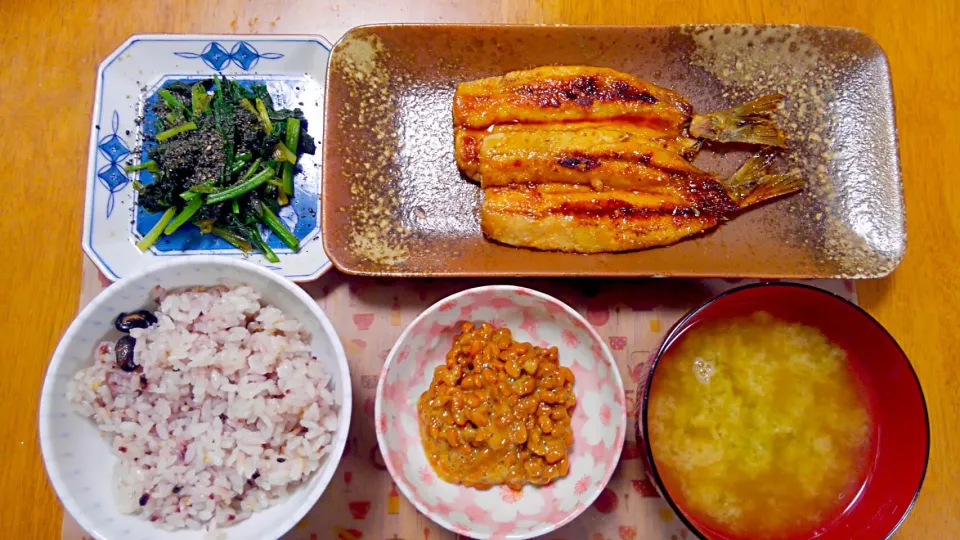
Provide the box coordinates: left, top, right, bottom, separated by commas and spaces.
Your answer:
321, 24, 905, 278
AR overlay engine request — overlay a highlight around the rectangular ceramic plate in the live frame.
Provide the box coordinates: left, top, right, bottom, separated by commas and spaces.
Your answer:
322, 24, 905, 278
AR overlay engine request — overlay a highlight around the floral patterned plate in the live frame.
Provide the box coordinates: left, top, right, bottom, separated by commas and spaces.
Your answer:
375, 285, 627, 539
83, 34, 331, 282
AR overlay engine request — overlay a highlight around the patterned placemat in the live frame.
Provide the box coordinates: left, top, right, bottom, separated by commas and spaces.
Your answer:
63, 257, 855, 540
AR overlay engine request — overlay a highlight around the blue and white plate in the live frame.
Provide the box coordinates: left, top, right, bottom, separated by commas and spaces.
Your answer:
83, 34, 332, 282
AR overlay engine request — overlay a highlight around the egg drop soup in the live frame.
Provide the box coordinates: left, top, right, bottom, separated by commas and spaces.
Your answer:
648, 312, 875, 539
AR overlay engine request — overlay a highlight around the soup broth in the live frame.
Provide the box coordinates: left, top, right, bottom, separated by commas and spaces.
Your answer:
648, 312, 874, 539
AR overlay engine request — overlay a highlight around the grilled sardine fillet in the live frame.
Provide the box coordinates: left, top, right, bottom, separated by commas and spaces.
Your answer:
458, 126, 709, 190
481, 151, 801, 253
453, 66, 788, 148
482, 184, 724, 252
454, 122, 701, 184
454, 66, 693, 131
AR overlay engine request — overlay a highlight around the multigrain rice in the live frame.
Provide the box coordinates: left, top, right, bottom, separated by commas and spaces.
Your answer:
66, 285, 338, 532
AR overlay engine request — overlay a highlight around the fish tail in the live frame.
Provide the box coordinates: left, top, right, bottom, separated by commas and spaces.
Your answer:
689, 94, 788, 147
723, 148, 803, 208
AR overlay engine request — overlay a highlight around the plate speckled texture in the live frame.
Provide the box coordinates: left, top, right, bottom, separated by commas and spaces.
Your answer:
322, 24, 904, 278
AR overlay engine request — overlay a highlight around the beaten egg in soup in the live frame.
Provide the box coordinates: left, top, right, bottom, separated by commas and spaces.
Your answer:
648, 312, 874, 539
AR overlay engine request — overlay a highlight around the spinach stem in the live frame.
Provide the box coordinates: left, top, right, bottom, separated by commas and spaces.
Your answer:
272, 142, 297, 164
210, 227, 253, 252
240, 158, 262, 182
163, 196, 204, 235
136, 207, 176, 251
156, 121, 198, 142
281, 118, 300, 196
205, 168, 274, 204
239, 98, 258, 117
238, 222, 280, 263
191, 83, 212, 117
230, 160, 248, 175
124, 160, 158, 173
259, 205, 299, 251
187, 183, 219, 194
213, 74, 224, 101
255, 98, 273, 134
158, 89, 189, 117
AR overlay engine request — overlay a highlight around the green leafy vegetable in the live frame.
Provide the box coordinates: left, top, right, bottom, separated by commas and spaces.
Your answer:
137, 76, 314, 261
229, 216, 279, 263
281, 118, 300, 196
210, 226, 253, 252
156, 121, 198, 142
240, 158, 262, 182
164, 195, 204, 235
158, 89, 189, 118
254, 98, 273, 134
240, 98, 258, 117
124, 160, 159, 173
206, 168, 274, 204
272, 142, 297, 164
229, 159, 250, 175
259, 204, 299, 251
191, 83, 212, 118
136, 207, 176, 251
187, 183, 219, 194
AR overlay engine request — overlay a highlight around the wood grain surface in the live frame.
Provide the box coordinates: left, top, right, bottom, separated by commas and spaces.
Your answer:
0, 1, 956, 538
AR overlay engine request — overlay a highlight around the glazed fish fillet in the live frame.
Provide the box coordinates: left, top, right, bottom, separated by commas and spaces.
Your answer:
461, 126, 709, 191
454, 122, 702, 186
453, 66, 787, 147
481, 151, 802, 253
481, 184, 724, 253
454, 66, 694, 130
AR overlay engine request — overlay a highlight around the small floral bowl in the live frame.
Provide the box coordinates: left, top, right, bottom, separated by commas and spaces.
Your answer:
375, 285, 626, 539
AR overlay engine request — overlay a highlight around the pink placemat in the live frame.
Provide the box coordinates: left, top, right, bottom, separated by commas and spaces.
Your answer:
63, 257, 855, 540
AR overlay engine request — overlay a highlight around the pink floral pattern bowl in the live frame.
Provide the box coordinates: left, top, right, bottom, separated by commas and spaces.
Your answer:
375, 285, 627, 539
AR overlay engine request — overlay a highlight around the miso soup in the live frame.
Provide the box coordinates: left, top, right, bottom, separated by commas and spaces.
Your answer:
648, 312, 874, 539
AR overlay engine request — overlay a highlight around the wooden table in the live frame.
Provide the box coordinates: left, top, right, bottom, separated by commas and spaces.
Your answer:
2, 1, 956, 538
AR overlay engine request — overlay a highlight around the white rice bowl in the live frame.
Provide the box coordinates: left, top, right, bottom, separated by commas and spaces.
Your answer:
39, 258, 352, 540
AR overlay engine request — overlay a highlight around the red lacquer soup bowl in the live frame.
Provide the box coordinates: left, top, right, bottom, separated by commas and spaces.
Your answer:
635, 282, 929, 540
